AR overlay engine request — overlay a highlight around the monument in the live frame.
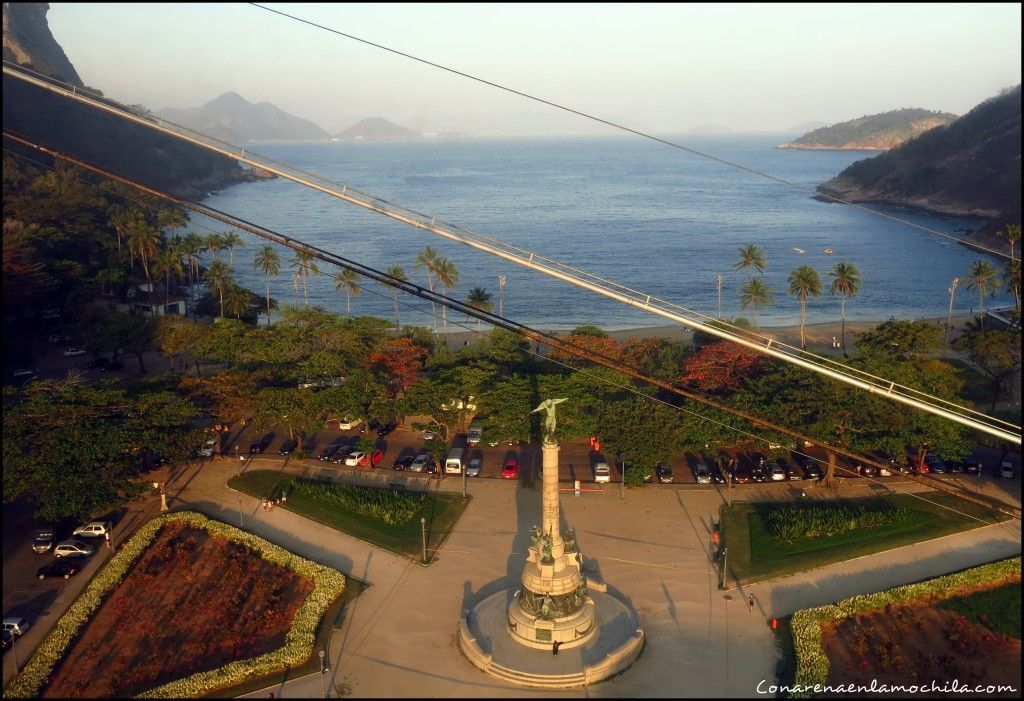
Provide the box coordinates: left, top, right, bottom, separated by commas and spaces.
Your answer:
459, 398, 644, 688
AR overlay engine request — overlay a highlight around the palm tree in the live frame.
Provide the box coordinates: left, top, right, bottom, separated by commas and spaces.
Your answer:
1003, 257, 1021, 311
997, 224, 1020, 262
732, 244, 766, 280
222, 230, 245, 264
156, 206, 187, 235
253, 245, 280, 325
828, 261, 861, 354
964, 260, 1001, 329
151, 247, 184, 305
205, 260, 234, 318
434, 257, 459, 341
107, 207, 138, 259
205, 232, 225, 261
382, 265, 408, 326
290, 250, 320, 306
127, 219, 160, 281
223, 284, 250, 320
788, 265, 822, 350
466, 286, 493, 331
740, 278, 773, 331
415, 246, 441, 331
333, 268, 362, 316
182, 231, 204, 288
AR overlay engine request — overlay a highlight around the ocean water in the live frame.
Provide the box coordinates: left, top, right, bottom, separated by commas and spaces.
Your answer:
188, 135, 1012, 332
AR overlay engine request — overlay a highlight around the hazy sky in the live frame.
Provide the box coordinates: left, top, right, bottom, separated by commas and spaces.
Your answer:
47, 3, 1021, 136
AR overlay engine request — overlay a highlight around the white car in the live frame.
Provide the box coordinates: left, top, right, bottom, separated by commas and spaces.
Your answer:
338, 418, 363, 430
466, 457, 482, 477
695, 463, 711, 484
12, 368, 37, 380
72, 521, 112, 538
3, 617, 30, 637
593, 462, 611, 484
1000, 461, 1015, 479
63, 347, 87, 357
770, 464, 787, 481
199, 436, 218, 457
54, 540, 96, 557
344, 451, 365, 467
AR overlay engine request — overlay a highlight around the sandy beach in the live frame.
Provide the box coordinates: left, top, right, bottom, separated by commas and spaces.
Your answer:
444, 313, 982, 355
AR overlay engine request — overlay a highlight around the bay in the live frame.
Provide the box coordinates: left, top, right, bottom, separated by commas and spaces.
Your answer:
189, 135, 1011, 332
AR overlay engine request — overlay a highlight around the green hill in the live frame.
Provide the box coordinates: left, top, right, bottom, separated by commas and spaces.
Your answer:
156, 92, 330, 143
779, 108, 957, 150
816, 86, 1021, 239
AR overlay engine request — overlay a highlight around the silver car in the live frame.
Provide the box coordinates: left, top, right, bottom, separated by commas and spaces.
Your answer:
694, 463, 711, 484
466, 457, 483, 477
54, 540, 96, 557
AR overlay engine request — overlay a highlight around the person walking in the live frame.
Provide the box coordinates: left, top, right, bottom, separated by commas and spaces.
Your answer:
104, 531, 111, 549
747, 595, 755, 613
261, 498, 268, 511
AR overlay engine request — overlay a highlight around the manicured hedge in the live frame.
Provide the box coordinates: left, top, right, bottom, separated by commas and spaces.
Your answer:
4, 511, 345, 698
789, 556, 1020, 698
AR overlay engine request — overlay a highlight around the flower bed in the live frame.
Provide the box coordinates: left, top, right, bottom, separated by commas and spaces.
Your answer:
5, 511, 345, 698
790, 557, 1020, 697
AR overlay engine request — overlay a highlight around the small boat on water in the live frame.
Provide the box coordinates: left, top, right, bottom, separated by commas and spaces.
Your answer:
823, 248, 833, 255
793, 247, 805, 254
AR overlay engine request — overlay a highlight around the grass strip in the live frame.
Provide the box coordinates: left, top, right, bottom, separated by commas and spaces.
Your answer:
939, 582, 1022, 639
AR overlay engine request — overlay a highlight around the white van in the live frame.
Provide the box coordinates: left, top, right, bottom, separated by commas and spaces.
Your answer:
445, 446, 466, 474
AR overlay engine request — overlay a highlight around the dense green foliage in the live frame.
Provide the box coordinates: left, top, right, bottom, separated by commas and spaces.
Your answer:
762, 499, 909, 542
286, 478, 427, 525
792, 108, 956, 146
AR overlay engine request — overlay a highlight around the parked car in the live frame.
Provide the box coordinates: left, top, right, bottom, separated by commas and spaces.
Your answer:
358, 449, 385, 467
338, 417, 363, 430
393, 455, 415, 471
320, 444, 344, 461
502, 458, 520, 480
37, 556, 86, 580
467, 425, 483, 446
769, 463, 787, 481
592, 462, 611, 484
801, 462, 823, 479
750, 464, 768, 483
410, 453, 433, 473
950, 458, 982, 474
72, 521, 112, 538
1, 630, 12, 653
344, 450, 366, 467
924, 454, 947, 474
54, 540, 95, 558
706, 459, 726, 484
249, 435, 272, 454
198, 436, 218, 458
12, 368, 37, 381
466, 456, 483, 477
694, 463, 711, 484
63, 347, 86, 357
278, 438, 298, 455
859, 463, 878, 478
1000, 460, 1015, 479
47, 333, 71, 344
732, 463, 751, 484
656, 463, 673, 484
782, 461, 802, 480
2, 617, 30, 637
377, 421, 398, 437
32, 528, 56, 554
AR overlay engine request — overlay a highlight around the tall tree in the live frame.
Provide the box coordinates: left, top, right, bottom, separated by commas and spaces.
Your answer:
333, 268, 362, 317
151, 246, 184, 304
204, 259, 234, 318
964, 260, 1001, 329
222, 230, 245, 264
466, 286, 493, 331
788, 265, 822, 350
435, 257, 459, 342
107, 207, 138, 259
382, 265, 408, 326
223, 284, 251, 320
156, 206, 187, 234
205, 232, 225, 260
996, 223, 1020, 262
253, 245, 280, 325
415, 246, 441, 332
828, 261, 861, 354
732, 244, 766, 280
739, 278, 773, 331
290, 249, 320, 306
1003, 257, 1021, 311
127, 218, 159, 281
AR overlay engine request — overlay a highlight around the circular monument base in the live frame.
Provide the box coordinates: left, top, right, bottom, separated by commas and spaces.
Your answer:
459, 588, 644, 689
507, 594, 596, 650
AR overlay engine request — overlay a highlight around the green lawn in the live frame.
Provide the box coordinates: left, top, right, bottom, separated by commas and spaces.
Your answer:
721, 492, 1009, 585
229, 470, 470, 563
940, 582, 1022, 639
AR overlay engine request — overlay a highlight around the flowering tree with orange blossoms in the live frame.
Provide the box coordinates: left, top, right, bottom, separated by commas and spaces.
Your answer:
369, 338, 429, 397
679, 341, 762, 393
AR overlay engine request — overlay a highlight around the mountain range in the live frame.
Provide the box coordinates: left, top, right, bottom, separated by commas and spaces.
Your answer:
156, 92, 331, 143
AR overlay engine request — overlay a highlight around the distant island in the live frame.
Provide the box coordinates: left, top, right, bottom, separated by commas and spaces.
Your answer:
782, 121, 829, 134
816, 86, 1020, 244
335, 117, 420, 141
779, 108, 958, 151
156, 92, 331, 143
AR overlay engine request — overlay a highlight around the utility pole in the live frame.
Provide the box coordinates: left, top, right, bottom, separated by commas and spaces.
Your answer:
945, 276, 960, 345
719, 546, 728, 589
716, 274, 723, 320
421, 517, 427, 563
498, 275, 506, 318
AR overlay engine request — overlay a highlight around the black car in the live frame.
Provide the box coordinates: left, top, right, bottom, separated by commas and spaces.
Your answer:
924, 454, 947, 474
393, 455, 415, 471
37, 556, 86, 580
750, 465, 768, 483
782, 461, 802, 481
249, 435, 273, 454
278, 438, 298, 456
320, 444, 344, 461
706, 459, 726, 484
378, 421, 398, 437
1, 630, 12, 654
655, 463, 673, 484
801, 462, 823, 479
950, 458, 982, 474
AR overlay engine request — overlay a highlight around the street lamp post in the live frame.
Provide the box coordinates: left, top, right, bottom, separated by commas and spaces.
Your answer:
420, 517, 427, 563
319, 649, 327, 698
462, 464, 467, 498
237, 495, 243, 527
716, 274, 723, 320
946, 276, 960, 345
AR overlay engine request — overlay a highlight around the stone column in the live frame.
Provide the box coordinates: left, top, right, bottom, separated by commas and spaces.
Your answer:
542, 440, 564, 559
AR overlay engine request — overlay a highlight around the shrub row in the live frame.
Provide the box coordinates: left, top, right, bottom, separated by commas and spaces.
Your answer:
4, 511, 345, 698
789, 556, 1020, 698
763, 501, 909, 542
289, 477, 426, 525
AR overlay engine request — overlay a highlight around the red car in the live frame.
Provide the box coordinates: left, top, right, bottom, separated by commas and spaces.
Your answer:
502, 458, 520, 479
359, 449, 385, 467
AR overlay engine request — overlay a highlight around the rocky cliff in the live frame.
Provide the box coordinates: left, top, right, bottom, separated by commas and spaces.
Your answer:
2, 2, 81, 86
779, 108, 957, 151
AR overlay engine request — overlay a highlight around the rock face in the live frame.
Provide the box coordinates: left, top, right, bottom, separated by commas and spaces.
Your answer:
816, 86, 1021, 240
156, 92, 331, 143
336, 117, 420, 141
2, 2, 82, 86
779, 108, 957, 151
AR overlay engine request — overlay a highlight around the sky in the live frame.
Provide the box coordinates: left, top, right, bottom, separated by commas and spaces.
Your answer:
46, 3, 1022, 137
